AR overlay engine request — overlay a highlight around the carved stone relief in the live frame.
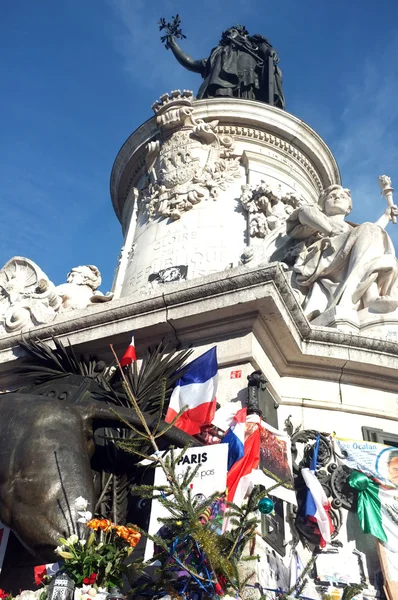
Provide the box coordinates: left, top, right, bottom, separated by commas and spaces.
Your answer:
0, 257, 61, 334
0, 258, 112, 335
240, 180, 307, 238
140, 90, 241, 221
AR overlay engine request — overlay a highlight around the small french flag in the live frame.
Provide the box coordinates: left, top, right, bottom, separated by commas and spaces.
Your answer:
222, 407, 247, 470
120, 333, 137, 367
34, 562, 60, 585
165, 347, 218, 436
302, 435, 333, 546
226, 414, 261, 503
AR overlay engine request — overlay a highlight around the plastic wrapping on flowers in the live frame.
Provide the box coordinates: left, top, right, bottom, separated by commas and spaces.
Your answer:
5, 588, 108, 600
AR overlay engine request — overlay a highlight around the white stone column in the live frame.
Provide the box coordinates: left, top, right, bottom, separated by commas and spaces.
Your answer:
110, 94, 340, 298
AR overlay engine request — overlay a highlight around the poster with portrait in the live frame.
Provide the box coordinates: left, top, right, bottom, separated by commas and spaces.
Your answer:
253, 420, 296, 505
336, 437, 398, 488
145, 444, 228, 560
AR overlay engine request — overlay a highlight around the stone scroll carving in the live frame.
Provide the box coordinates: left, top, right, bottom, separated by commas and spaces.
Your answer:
0, 258, 112, 335
141, 90, 241, 221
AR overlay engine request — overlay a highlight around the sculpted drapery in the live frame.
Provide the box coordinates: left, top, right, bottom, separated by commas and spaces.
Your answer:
286, 185, 398, 318
165, 25, 285, 109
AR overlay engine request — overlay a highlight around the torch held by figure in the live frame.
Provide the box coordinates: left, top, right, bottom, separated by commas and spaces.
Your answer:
379, 174, 396, 224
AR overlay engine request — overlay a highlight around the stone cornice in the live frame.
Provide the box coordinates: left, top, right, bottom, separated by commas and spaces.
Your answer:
110, 98, 341, 223
2, 264, 398, 393
218, 125, 323, 192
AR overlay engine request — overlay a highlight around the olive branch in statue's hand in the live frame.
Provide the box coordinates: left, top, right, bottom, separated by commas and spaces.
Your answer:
159, 14, 186, 49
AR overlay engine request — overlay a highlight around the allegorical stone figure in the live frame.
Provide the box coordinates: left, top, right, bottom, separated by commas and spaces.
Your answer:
160, 19, 285, 108
56, 264, 112, 310
286, 184, 398, 318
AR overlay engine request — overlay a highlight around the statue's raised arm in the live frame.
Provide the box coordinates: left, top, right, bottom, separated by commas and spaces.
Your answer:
159, 18, 285, 108
159, 14, 204, 74
165, 35, 204, 74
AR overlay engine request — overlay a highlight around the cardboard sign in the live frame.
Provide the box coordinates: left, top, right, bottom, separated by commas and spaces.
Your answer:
145, 444, 228, 560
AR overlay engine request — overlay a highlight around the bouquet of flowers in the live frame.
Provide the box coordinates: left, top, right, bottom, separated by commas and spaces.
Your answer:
55, 497, 141, 589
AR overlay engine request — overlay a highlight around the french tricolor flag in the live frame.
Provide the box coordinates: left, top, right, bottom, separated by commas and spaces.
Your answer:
226, 413, 261, 503
120, 333, 137, 367
222, 407, 247, 470
165, 347, 218, 436
34, 562, 60, 585
302, 434, 333, 546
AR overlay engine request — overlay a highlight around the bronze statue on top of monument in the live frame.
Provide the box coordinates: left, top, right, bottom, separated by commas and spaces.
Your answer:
159, 16, 285, 109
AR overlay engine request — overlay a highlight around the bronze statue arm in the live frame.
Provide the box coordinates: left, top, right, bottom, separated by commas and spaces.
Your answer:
82, 400, 203, 448
167, 35, 204, 74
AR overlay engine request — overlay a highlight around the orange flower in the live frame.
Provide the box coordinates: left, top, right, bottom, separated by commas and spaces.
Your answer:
98, 519, 113, 533
127, 531, 141, 547
87, 519, 102, 531
87, 518, 114, 532
115, 525, 141, 547
114, 525, 129, 539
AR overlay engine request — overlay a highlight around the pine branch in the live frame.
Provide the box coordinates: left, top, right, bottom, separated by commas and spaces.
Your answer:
280, 550, 318, 600
108, 343, 288, 598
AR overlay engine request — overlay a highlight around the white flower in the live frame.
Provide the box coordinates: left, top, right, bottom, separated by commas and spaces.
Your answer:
55, 545, 64, 554
88, 589, 97, 597
75, 586, 91, 599
79, 538, 87, 546
74, 496, 88, 510
66, 533, 79, 546
15, 592, 37, 600
77, 510, 93, 523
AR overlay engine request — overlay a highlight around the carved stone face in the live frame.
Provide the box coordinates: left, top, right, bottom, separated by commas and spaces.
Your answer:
66, 266, 101, 290
323, 188, 352, 217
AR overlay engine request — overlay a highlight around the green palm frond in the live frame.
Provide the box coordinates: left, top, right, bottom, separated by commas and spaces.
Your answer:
18, 336, 107, 384
111, 341, 193, 413
18, 336, 193, 414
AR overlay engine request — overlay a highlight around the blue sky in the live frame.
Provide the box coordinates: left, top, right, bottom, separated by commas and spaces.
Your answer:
1, 0, 398, 292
